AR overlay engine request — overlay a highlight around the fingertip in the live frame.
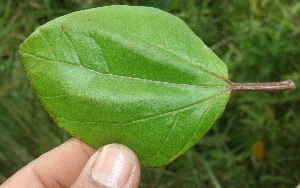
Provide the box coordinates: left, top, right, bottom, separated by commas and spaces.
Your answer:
91, 144, 140, 188
72, 144, 140, 188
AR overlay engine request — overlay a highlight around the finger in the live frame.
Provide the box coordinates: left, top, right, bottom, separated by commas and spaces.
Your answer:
2, 138, 96, 188
71, 144, 140, 188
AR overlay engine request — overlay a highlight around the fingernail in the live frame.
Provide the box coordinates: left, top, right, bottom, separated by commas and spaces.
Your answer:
91, 145, 133, 188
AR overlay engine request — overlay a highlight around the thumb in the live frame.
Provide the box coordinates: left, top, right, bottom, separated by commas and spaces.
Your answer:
71, 144, 140, 188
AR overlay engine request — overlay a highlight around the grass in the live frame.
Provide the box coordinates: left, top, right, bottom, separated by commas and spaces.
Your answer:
0, 0, 299, 187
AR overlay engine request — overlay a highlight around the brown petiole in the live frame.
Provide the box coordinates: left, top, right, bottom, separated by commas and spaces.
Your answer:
230, 79, 296, 92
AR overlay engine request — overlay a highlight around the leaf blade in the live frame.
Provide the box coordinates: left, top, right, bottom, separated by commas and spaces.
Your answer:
20, 5, 231, 166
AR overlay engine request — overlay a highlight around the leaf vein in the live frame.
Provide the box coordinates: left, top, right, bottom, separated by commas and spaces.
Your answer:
19, 51, 230, 89
89, 35, 111, 73
178, 94, 217, 155
37, 28, 58, 62
55, 90, 228, 126
152, 113, 179, 159
119, 30, 229, 84
61, 29, 82, 66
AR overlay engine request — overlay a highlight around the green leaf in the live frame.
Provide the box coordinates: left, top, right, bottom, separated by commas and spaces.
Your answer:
19, 5, 231, 167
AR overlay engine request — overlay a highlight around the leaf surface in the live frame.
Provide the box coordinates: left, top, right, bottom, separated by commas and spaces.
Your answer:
19, 5, 231, 167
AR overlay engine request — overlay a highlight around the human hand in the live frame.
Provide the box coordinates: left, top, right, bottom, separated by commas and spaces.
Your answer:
1, 139, 140, 188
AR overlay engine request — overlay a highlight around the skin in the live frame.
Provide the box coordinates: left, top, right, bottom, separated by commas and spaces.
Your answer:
1, 139, 140, 188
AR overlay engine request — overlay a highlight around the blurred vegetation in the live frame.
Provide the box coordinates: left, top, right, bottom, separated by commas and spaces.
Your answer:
0, 0, 299, 187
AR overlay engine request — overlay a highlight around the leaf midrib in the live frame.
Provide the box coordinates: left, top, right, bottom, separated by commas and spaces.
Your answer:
20, 51, 230, 89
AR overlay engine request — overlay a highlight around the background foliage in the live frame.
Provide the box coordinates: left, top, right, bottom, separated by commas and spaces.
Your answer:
0, 0, 299, 187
